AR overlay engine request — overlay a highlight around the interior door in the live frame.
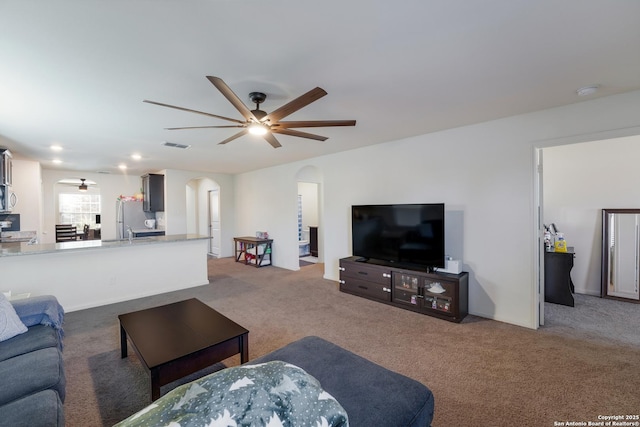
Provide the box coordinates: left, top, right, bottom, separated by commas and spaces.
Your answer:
208, 189, 221, 257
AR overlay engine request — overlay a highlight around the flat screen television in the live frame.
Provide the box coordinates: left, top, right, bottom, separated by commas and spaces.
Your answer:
351, 203, 445, 270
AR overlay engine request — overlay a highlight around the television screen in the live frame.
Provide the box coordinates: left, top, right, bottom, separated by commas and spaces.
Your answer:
351, 203, 445, 269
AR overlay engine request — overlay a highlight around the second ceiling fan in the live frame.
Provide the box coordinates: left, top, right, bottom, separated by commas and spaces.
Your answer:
144, 76, 356, 148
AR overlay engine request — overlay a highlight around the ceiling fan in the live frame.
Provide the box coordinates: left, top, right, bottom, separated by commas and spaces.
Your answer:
58, 178, 95, 192
144, 76, 356, 148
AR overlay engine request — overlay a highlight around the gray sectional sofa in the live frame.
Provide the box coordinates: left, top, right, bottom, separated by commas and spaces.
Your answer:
0, 295, 65, 427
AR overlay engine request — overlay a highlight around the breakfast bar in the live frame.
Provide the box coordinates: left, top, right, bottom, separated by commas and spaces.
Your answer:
0, 234, 209, 312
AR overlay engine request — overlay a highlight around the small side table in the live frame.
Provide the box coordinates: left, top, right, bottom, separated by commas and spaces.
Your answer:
544, 249, 575, 307
234, 236, 273, 267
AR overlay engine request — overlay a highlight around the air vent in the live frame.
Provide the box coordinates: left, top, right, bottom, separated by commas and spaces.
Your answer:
162, 142, 191, 149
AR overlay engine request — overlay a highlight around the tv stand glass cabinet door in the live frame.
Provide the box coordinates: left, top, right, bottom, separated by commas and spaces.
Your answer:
234, 236, 273, 267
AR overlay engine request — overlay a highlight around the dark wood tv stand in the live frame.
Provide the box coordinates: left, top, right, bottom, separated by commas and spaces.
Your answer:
339, 256, 469, 322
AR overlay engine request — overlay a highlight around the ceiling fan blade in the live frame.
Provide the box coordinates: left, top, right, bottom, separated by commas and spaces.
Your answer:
166, 125, 245, 130
271, 128, 328, 141
263, 87, 327, 122
273, 120, 356, 129
143, 100, 245, 124
218, 129, 248, 145
206, 76, 258, 122
263, 132, 282, 148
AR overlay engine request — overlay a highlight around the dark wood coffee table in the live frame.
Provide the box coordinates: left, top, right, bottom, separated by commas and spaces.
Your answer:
118, 298, 249, 400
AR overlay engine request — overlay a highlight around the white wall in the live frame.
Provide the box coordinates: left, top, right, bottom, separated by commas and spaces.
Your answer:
234, 90, 640, 329
543, 135, 640, 296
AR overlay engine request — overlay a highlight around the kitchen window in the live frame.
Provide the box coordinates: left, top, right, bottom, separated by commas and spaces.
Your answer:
58, 193, 101, 229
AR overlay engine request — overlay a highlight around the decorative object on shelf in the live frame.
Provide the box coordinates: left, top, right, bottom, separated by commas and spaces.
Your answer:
256, 231, 269, 239
426, 283, 446, 294
117, 195, 142, 202
554, 232, 567, 253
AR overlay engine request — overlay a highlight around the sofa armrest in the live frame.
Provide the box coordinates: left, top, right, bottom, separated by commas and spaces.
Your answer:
11, 296, 64, 327
11, 296, 65, 348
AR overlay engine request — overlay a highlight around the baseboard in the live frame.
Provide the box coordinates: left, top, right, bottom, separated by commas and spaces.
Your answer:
573, 288, 600, 296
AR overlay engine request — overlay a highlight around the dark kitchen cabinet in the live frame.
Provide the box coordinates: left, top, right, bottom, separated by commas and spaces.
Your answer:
0, 149, 12, 186
142, 174, 164, 212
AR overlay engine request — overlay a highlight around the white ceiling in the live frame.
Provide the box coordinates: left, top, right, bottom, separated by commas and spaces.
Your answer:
1, 1, 639, 175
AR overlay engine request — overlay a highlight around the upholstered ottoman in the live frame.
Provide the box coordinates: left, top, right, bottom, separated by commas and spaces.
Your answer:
250, 336, 434, 427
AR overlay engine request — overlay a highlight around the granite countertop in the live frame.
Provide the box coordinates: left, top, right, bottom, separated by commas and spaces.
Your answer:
0, 230, 37, 243
0, 234, 208, 257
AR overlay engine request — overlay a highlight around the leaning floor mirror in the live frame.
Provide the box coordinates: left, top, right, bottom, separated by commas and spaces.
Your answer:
601, 208, 640, 302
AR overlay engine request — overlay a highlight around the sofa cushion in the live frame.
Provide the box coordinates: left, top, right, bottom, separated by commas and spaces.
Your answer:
0, 347, 66, 406
250, 336, 435, 427
0, 389, 64, 427
0, 325, 59, 363
0, 293, 28, 342
115, 361, 348, 427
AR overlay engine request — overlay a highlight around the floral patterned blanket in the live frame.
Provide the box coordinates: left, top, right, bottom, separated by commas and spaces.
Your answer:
114, 361, 349, 427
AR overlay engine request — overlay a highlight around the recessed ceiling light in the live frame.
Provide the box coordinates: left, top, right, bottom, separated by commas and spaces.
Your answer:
52, 159, 62, 164
576, 85, 599, 97
118, 164, 127, 170
131, 154, 142, 161
50, 144, 63, 151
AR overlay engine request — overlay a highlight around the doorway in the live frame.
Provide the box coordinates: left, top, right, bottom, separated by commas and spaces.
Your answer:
295, 165, 323, 269
185, 178, 221, 257
208, 189, 221, 257
298, 182, 319, 266
536, 132, 640, 326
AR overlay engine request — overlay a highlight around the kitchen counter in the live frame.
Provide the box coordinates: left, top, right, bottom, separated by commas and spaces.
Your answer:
0, 230, 36, 243
0, 233, 203, 257
1, 234, 210, 312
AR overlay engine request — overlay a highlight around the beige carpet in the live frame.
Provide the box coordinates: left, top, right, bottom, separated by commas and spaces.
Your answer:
62, 257, 640, 426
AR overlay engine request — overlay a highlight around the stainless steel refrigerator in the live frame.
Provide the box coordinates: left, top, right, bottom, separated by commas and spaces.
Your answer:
116, 200, 153, 240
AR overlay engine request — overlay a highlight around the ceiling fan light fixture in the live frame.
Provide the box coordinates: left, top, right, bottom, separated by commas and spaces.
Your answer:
248, 123, 268, 136
78, 179, 88, 192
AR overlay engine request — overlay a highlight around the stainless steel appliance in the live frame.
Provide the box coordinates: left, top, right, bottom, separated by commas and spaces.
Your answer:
116, 200, 158, 240
0, 186, 16, 212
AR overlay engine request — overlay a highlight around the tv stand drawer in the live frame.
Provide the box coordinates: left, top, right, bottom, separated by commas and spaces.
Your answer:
339, 260, 391, 285
340, 277, 391, 302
